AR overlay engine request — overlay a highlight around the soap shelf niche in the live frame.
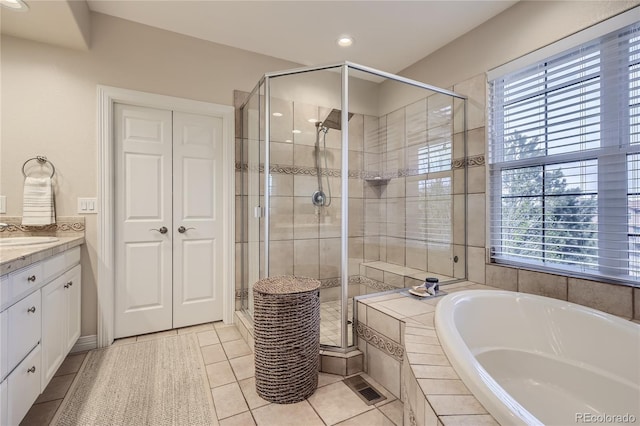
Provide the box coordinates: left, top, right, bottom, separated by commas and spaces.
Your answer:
364, 177, 391, 185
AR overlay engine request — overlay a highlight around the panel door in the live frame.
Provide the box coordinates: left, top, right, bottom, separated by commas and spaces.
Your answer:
172, 111, 224, 327
115, 103, 173, 338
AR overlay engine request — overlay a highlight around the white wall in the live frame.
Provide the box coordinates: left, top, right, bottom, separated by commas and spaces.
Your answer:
1, 12, 300, 337
398, 0, 640, 90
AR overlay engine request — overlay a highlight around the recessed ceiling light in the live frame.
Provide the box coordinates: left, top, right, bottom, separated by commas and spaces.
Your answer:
292, 129, 302, 134
0, 0, 29, 11
337, 36, 354, 47
272, 112, 283, 117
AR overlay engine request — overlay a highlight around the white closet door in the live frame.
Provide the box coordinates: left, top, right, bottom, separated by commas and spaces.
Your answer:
172, 111, 224, 327
115, 103, 173, 338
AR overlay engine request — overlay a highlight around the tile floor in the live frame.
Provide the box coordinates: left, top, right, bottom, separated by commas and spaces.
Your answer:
22, 321, 402, 426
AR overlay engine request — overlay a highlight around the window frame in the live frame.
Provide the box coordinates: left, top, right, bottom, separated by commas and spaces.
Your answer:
488, 17, 640, 285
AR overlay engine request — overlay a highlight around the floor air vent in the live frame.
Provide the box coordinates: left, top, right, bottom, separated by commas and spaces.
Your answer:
343, 375, 386, 406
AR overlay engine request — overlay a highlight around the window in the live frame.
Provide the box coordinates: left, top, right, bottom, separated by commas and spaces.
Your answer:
489, 19, 640, 283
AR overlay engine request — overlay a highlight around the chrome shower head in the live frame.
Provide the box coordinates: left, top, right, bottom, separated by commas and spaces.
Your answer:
320, 109, 354, 131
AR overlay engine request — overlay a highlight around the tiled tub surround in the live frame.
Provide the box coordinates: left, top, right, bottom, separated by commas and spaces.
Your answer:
357, 281, 640, 426
356, 282, 501, 426
0, 216, 85, 276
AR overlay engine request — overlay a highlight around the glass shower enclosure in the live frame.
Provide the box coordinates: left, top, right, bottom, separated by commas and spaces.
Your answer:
239, 62, 467, 351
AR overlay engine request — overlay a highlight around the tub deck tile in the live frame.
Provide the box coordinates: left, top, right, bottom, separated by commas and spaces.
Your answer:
405, 333, 439, 345
417, 379, 471, 396
429, 395, 487, 416
439, 414, 499, 426
406, 352, 449, 366
406, 342, 444, 354
412, 365, 458, 380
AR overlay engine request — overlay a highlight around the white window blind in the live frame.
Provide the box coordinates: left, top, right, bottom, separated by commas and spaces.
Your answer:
489, 20, 640, 283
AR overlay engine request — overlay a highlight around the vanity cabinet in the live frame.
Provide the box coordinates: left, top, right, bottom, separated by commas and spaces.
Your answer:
0, 245, 81, 425
42, 264, 81, 386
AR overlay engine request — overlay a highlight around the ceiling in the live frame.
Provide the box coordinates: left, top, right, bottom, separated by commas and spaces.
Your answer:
2, 0, 518, 74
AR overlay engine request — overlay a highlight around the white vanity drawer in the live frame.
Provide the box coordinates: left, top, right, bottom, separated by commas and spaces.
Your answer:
0, 310, 6, 381
9, 262, 43, 303
7, 343, 40, 426
7, 291, 41, 373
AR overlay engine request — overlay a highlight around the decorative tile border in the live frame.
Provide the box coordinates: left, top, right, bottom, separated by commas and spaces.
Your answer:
235, 158, 485, 179
0, 216, 85, 236
452, 154, 485, 169
358, 276, 397, 292
355, 320, 404, 362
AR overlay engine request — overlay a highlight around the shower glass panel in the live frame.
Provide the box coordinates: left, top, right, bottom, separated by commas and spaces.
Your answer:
240, 63, 467, 351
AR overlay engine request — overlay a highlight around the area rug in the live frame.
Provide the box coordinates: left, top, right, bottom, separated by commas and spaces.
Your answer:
52, 333, 216, 425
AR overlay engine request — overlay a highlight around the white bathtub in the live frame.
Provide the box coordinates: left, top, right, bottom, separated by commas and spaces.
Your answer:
435, 290, 640, 426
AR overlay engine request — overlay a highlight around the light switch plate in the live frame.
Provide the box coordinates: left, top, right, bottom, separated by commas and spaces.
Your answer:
0, 196, 5, 214
77, 197, 97, 214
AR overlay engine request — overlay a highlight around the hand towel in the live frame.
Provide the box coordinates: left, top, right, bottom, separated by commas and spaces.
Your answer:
21, 176, 56, 225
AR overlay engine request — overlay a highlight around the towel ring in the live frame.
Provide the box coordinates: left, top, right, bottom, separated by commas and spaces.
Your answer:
22, 156, 55, 178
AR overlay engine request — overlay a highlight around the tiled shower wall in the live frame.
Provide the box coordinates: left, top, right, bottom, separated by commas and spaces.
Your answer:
234, 88, 468, 307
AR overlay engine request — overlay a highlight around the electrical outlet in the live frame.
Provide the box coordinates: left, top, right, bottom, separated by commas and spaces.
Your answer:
77, 197, 97, 214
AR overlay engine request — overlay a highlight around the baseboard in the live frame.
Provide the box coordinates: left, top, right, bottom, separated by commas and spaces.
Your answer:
71, 335, 97, 353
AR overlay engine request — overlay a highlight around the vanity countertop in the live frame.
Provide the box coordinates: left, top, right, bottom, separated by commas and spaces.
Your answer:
0, 236, 85, 276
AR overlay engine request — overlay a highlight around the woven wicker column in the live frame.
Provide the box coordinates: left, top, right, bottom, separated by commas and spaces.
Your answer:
253, 276, 320, 404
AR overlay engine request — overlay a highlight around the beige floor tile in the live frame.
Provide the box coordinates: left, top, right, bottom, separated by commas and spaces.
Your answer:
307, 381, 374, 425
54, 353, 86, 376
378, 400, 404, 425
19, 400, 62, 426
177, 322, 215, 334
229, 354, 254, 380
35, 374, 75, 404
217, 326, 243, 343
202, 344, 228, 365
219, 411, 256, 426
318, 372, 343, 388
252, 401, 324, 426
198, 330, 221, 347
336, 408, 395, 425
206, 360, 236, 388
211, 382, 249, 420
136, 329, 177, 341
222, 339, 252, 359
238, 377, 270, 410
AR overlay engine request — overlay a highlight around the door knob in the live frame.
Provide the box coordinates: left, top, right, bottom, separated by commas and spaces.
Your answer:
178, 226, 195, 233
150, 226, 168, 234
